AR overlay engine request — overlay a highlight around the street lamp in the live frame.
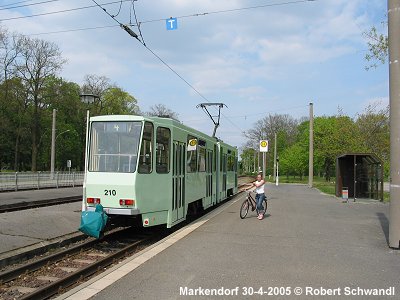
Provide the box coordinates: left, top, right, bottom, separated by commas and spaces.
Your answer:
79, 93, 98, 211
79, 93, 98, 105
79, 93, 99, 174
79, 93, 99, 129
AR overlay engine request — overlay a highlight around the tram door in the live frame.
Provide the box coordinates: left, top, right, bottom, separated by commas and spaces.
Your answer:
172, 141, 185, 222
222, 154, 227, 199
206, 150, 214, 205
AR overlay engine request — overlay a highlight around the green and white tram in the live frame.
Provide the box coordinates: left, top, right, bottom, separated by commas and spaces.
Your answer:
83, 115, 238, 228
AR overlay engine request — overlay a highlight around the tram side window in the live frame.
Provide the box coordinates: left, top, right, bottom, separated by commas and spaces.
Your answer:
138, 122, 153, 173
234, 156, 238, 172
198, 147, 206, 172
187, 135, 197, 173
156, 127, 170, 173
220, 148, 223, 171
227, 153, 235, 171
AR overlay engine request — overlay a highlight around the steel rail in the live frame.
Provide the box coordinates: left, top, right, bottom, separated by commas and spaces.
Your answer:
0, 227, 132, 283
0, 196, 82, 213
19, 237, 151, 300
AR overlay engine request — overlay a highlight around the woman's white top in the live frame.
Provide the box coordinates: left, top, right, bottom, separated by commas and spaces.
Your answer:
255, 180, 265, 194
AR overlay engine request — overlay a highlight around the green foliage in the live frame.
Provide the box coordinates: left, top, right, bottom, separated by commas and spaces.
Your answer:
364, 25, 388, 70
102, 87, 140, 115
243, 108, 390, 182
0, 27, 142, 172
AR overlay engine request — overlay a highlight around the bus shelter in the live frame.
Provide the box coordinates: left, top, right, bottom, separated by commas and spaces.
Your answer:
336, 153, 383, 201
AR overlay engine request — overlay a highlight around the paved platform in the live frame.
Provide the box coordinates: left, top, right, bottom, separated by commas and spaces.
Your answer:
59, 184, 400, 300
0, 187, 83, 206
0, 187, 83, 260
0, 202, 82, 259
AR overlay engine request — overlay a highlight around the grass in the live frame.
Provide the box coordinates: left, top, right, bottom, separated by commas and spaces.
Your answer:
243, 174, 389, 202
276, 177, 389, 202
263, 176, 337, 196
313, 181, 336, 195
384, 192, 390, 203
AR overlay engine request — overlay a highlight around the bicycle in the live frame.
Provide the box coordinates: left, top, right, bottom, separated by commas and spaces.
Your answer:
239, 189, 268, 219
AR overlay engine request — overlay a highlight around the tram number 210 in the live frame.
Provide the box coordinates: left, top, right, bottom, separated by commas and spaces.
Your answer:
104, 189, 117, 196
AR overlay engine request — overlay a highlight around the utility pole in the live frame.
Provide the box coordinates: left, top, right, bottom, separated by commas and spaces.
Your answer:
273, 133, 277, 181
308, 102, 314, 188
253, 150, 256, 173
388, 0, 400, 249
276, 157, 279, 186
50, 109, 56, 179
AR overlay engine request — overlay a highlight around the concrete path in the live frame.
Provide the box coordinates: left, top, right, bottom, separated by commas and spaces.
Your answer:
60, 183, 399, 300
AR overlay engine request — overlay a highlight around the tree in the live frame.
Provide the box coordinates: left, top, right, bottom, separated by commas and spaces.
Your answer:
240, 147, 258, 174
244, 114, 299, 175
280, 143, 308, 179
81, 74, 140, 116
0, 78, 30, 171
355, 102, 390, 176
147, 104, 179, 120
39, 76, 84, 171
101, 87, 140, 115
364, 23, 388, 70
81, 74, 111, 114
13, 35, 66, 171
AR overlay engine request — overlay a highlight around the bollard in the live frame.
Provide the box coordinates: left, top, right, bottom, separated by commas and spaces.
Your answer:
15, 172, 18, 191
37, 171, 40, 190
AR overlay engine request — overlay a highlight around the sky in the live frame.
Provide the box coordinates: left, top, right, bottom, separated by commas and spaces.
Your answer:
0, 0, 389, 148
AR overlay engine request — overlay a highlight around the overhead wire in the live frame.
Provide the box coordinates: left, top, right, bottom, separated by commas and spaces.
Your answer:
2, 0, 318, 134
89, 0, 246, 134
110, 0, 123, 18
131, 0, 145, 46
0, 0, 132, 21
88, 0, 319, 134
138, 0, 317, 25
4, 0, 318, 34
0, 0, 61, 11
181, 104, 309, 123
0, 0, 35, 8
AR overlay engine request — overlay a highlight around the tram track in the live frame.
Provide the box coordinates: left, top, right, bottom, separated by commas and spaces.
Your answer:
0, 227, 161, 300
0, 178, 252, 299
0, 196, 82, 214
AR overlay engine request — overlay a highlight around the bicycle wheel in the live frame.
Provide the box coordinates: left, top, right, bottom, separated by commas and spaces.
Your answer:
256, 199, 268, 216
240, 199, 249, 219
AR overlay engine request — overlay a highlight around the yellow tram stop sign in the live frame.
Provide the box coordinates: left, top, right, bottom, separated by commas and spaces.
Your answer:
187, 139, 197, 151
259, 140, 269, 152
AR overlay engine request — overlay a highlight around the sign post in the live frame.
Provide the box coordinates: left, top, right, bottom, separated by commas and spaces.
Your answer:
259, 140, 268, 178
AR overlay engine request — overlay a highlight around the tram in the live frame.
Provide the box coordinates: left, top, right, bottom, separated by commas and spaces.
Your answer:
82, 115, 238, 228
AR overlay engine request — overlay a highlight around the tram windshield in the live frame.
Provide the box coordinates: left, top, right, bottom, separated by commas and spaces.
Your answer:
89, 121, 142, 173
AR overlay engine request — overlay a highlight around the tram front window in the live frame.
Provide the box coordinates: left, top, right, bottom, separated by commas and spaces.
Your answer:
89, 121, 142, 173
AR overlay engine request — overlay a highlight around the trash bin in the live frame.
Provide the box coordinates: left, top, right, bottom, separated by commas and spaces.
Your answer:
342, 187, 349, 201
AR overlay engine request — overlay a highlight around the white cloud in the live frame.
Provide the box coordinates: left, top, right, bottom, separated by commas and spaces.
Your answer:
0, 0, 389, 146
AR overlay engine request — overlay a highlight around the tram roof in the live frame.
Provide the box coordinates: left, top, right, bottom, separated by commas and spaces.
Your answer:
89, 115, 237, 150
